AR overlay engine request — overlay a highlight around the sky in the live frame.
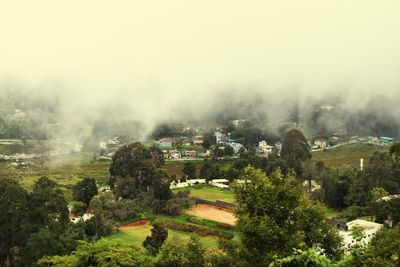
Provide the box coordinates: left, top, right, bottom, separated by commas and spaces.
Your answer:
1, 1, 400, 133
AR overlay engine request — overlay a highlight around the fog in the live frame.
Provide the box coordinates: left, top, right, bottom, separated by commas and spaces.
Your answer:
1, 1, 400, 140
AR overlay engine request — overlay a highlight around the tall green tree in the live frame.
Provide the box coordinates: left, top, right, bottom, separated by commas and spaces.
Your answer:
234, 167, 342, 265
23, 228, 65, 266
109, 142, 164, 199
142, 223, 168, 255
0, 178, 29, 267
183, 161, 197, 179
73, 178, 98, 206
29, 177, 69, 234
281, 129, 311, 175
364, 152, 395, 192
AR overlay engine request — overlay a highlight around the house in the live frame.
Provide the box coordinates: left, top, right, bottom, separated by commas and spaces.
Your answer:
377, 194, 400, 202
158, 137, 176, 148
232, 119, 246, 126
258, 140, 273, 156
214, 132, 224, 144
183, 150, 197, 158
337, 219, 383, 252
99, 136, 121, 149
229, 142, 244, 154
192, 135, 204, 146
313, 138, 327, 149
379, 136, 395, 145
181, 138, 192, 146
274, 142, 282, 155
170, 150, 181, 159
161, 149, 181, 159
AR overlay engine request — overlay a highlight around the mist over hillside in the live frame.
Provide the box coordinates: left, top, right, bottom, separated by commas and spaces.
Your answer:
1, 0, 400, 142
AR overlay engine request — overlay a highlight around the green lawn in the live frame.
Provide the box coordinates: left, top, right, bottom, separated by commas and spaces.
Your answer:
174, 185, 235, 203
311, 143, 388, 168
107, 224, 218, 248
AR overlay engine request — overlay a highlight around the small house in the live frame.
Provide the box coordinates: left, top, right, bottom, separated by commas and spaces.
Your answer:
158, 137, 176, 148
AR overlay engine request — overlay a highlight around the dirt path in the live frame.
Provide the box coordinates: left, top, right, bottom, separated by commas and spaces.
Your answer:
187, 204, 236, 225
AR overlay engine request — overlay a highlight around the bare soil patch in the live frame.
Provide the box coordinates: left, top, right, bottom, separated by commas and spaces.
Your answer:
119, 219, 150, 229
187, 204, 236, 225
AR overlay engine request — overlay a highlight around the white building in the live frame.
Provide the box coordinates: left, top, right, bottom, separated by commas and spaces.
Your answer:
338, 219, 383, 252
258, 140, 273, 156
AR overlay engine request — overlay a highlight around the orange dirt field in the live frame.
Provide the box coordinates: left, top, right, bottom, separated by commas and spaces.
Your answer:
187, 204, 236, 225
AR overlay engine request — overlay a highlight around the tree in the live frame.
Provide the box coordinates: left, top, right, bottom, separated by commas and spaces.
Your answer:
29, 177, 69, 234
281, 129, 311, 175
341, 228, 400, 266
87, 193, 114, 242
73, 178, 98, 206
0, 178, 29, 267
157, 235, 206, 267
224, 145, 235, 156
149, 146, 165, 168
389, 142, 400, 157
183, 161, 196, 179
142, 223, 168, 255
233, 167, 342, 265
202, 133, 214, 149
23, 228, 65, 266
109, 142, 160, 199
200, 161, 213, 182
184, 235, 206, 267
350, 226, 365, 245
369, 187, 389, 202
71, 201, 87, 217
364, 152, 395, 193
269, 249, 333, 267
38, 239, 153, 267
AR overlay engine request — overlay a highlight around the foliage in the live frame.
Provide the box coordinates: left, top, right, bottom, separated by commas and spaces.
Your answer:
142, 223, 168, 255
375, 198, 400, 225
389, 142, 400, 156
183, 161, 197, 179
364, 152, 396, 193
0, 178, 30, 267
269, 249, 333, 267
281, 129, 311, 175
38, 239, 153, 267
70, 201, 87, 217
29, 177, 69, 234
369, 187, 389, 202
234, 167, 342, 265
157, 235, 206, 267
155, 218, 234, 239
23, 228, 65, 266
73, 178, 98, 206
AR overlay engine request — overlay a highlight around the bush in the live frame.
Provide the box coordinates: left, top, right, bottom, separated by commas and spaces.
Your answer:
156, 218, 233, 239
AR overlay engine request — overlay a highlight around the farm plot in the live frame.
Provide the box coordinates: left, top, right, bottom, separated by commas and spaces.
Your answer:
187, 204, 236, 225
108, 219, 218, 248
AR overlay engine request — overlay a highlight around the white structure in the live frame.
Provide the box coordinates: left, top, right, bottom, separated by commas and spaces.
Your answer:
169, 179, 207, 189
360, 158, 364, 171
338, 219, 383, 252
258, 140, 273, 156
71, 213, 94, 223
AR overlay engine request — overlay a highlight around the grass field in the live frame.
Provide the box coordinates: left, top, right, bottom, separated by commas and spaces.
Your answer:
107, 224, 218, 248
173, 185, 235, 203
311, 143, 388, 168
0, 153, 110, 200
